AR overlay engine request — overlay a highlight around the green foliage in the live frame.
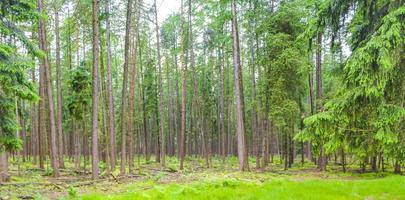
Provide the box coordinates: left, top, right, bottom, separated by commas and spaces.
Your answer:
34, 193, 45, 200
0, 0, 41, 56
258, 1, 309, 130
299, 1, 405, 163
68, 186, 78, 198
68, 64, 91, 120
0, 3, 38, 150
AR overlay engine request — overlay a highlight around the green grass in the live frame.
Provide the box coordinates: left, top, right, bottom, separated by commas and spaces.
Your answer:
4, 156, 404, 200
77, 175, 405, 200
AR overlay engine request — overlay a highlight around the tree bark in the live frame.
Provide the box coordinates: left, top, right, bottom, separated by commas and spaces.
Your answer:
219, 47, 226, 162
54, 8, 64, 169
120, 0, 133, 175
74, 120, 80, 169
105, 0, 116, 172
38, 0, 60, 177
179, 0, 187, 170
315, 32, 326, 171
0, 151, 9, 182
31, 68, 38, 165
19, 102, 28, 162
91, 0, 100, 179
307, 55, 315, 161
248, 0, 260, 170
153, 0, 165, 167
128, 0, 140, 173
231, 0, 248, 171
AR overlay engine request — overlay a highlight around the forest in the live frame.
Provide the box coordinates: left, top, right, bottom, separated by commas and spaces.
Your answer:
0, 0, 404, 199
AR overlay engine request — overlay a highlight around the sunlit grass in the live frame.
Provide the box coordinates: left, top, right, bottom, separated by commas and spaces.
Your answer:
5, 156, 404, 200
77, 175, 405, 200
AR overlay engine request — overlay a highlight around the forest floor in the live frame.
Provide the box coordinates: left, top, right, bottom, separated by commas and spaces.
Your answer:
1, 156, 404, 200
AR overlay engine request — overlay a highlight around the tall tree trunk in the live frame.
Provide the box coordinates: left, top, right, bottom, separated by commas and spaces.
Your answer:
174, 46, 180, 158
54, 8, 64, 169
20, 102, 28, 162
31, 68, 38, 165
153, 0, 165, 167
249, 0, 260, 170
38, 59, 46, 170
231, 0, 248, 171
142, 92, 149, 161
167, 54, 174, 157
138, 43, 150, 162
120, 0, 133, 175
315, 33, 326, 171
105, 0, 116, 172
74, 28, 81, 170
128, 0, 140, 173
38, 0, 59, 177
219, 47, 226, 162
307, 56, 315, 161
99, 45, 109, 165
128, 42, 135, 173
179, 0, 187, 170
91, 0, 100, 179
15, 99, 21, 173
187, 0, 206, 166
37, 11, 45, 171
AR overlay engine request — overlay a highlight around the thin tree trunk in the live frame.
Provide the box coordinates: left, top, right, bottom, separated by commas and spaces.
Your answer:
231, 0, 248, 171
37, 7, 46, 171
0, 151, 8, 182
153, 0, 165, 167
167, 54, 174, 157
99, 47, 109, 165
341, 148, 346, 172
284, 133, 288, 170
31, 69, 38, 165
105, 0, 116, 172
249, 0, 260, 170
288, 132, 294, 168
128, 43, 135, 173
139, 45, 150, 161
38, 0, 59, 177
263, 119, 269, 166
99, 11, 110, 167
91, 0, 100, 179
219, 47, 226, 162
74, 120, 80, 169
128, 0, 140, 173
315, 32, 326, 171
54, 8, 65, 169
15, 99, 21, 173
179, 0, 187, 170
174, 48, 180, 158
120, 0, 133, 175
307, 60, 314, 161
20, 102, 28, 162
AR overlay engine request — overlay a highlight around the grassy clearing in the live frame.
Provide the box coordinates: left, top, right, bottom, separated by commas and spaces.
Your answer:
2, 156, 405, 200
77, 175, 405, 200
